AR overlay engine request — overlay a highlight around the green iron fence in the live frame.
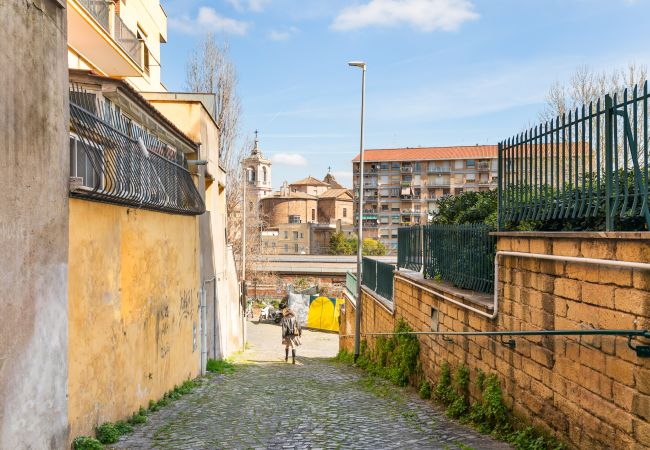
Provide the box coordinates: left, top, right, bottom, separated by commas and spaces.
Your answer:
397, 226, 423, 271
498, 82, 650, 231
345, 271, 358, 298
361, 257, 395, 301
422, 224, 496, 294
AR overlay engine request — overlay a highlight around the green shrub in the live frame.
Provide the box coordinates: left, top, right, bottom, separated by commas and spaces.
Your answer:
72, 436, 104, 450
95, 423, 120, 444
333, 349, 354, 363
419, 380, 431, 399
206, 358, 235, 374
114, 420, 133, 435
177, 380, 197, 395
434, 362, 454, 404
148, 399, 159, 412
127, 408, 147, 425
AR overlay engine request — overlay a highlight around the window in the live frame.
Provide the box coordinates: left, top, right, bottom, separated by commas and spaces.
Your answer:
137, 29, 150, 75
431, 307, 439, 331
247, 166, 256, 183
380, 163, 389, 171
262, 167, 267, 183
343, 208, 347, 218
414, 162, 421, 172
284, 231, 288, 239
391, 162, 400, 170
300, 233, 303, 238
272, 242, 276, 248
381, 204, 389, 211
69, 134, 103, 189
284, 244, 289, 252
311, 209, 316, 221
293, 231, 299, 240
294, 244, 299, 252
289, 215, 301, 224
466, 159, 476, 168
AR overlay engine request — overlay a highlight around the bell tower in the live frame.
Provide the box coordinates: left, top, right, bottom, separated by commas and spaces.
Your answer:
243, 130, 272, 201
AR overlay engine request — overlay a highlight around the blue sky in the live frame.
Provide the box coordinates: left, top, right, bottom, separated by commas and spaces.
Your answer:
159, 0, 650, 189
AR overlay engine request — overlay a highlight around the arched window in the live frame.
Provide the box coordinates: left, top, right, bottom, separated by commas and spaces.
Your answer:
247, 167, 256, 184
262, 167, 267, 183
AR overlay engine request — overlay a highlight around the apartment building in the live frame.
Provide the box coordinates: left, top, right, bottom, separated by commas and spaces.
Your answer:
352, 146, 498, 252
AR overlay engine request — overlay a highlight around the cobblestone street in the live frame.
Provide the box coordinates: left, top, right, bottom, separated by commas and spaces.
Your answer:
111, 322, 511, 450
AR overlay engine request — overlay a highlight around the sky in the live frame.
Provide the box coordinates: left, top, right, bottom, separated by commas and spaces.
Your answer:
159, 0, 650, 190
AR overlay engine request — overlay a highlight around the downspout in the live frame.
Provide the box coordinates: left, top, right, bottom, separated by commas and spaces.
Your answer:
200, 277, 215, 375
493, 251, 650, 320
398, 250, 650, 322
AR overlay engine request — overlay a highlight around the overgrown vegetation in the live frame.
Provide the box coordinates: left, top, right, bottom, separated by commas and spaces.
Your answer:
206, 358, 236, 374
328, 232, 387, 256
73, 379, 201, 448
72, 436, 103, 450
338, 328, 564, 450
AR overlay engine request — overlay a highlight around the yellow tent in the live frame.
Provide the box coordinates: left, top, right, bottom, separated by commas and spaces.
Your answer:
307, 296, 345, 332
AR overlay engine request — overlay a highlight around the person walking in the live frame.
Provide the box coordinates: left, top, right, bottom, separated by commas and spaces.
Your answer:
281, 308, 301, 364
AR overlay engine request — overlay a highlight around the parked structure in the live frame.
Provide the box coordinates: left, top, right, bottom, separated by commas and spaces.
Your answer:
260, 174, 354, 255
352, 146, 498, 252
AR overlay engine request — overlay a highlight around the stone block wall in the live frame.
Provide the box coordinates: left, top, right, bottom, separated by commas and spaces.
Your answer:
339, 233, 650, 450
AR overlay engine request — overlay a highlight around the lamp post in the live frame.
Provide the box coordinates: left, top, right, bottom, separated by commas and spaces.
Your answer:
349, 60, 366, 363
241, 167, 254, 351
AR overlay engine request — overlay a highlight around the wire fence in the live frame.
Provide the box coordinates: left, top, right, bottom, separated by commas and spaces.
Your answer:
69, 85, 205, 215
498, 82, 650, 231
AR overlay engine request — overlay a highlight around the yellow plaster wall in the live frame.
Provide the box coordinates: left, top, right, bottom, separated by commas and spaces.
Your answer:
67, 199, 200, 439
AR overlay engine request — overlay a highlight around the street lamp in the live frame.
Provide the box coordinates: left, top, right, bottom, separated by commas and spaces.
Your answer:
348, 60, 366, 363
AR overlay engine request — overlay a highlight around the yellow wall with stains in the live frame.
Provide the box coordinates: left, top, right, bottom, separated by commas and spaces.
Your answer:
67, 199, 201, 439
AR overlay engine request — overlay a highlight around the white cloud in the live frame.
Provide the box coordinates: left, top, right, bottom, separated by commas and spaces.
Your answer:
331, 0, 478, 32
169, 7, 250, 35
226, 0, 271, 12
269, 26, 299, 41
270, 153, 308, 166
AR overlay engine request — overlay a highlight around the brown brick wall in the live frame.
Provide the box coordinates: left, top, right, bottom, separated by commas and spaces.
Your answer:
261, 197, 318, 227
339, 234, 650, 450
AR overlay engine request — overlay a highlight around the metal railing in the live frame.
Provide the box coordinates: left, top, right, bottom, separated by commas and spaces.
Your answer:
396, 224, 495, 293
498, 82, 650, 231
397, 226, 422, 271
114, 14, 142, 66
345, 271, 358, 298
362, 257, 395, 301
78, 0, 110, 31
69, 85, 205, 215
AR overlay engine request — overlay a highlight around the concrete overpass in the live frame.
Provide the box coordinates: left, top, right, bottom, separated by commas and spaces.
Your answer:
253, 255, 397, 276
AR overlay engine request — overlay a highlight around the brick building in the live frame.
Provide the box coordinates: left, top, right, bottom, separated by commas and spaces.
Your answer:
260, 173, 354, 255
352, 145, 498, 252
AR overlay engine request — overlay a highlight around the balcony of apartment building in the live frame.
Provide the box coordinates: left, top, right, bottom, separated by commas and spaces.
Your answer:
400, 163, 413, 173
68, 0, 146, 78
477, 160, 491, 172
427, 164, 451, 174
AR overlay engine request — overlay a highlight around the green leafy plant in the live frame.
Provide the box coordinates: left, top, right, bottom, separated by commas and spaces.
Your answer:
419, 380, 431, 399
446, 365, 470, 419
333, 349, 354, 364
206, 358, 235, 374
72, 436, 104, 450
127, 408, 147, 425
95, 423, 120, 444
434, 362, 454, 404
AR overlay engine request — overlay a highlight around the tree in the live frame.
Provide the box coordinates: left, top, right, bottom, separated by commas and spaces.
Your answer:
185, 34, 265, 281
328, 232, 387, 256
430, 190, 497, 226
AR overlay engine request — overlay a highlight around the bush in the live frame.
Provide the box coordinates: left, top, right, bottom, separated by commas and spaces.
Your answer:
206, 358, 235, 374
113, 420, 133, 435
95, 423, 120, 444
72, 436, 103, 450
127, 408, 147, 425
419, 380, 431, 399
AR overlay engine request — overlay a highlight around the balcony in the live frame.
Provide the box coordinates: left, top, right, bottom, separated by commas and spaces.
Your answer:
400, 166, 413, 173
477, 161, 491, 171
68, 0, 143, 77
428, 167, 451, 174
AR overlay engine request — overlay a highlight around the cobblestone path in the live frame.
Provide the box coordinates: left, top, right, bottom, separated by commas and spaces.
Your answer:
111, 323, 511, 450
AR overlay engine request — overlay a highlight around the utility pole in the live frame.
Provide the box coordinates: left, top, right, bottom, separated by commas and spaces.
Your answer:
348, 60, 366, 363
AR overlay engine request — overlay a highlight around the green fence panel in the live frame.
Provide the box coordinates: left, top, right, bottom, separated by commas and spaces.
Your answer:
361, 257, 394, 302
397, 226, 422, 271
498, 82, 650, 231
346, 271, 358, 297
423, 224, 496, 294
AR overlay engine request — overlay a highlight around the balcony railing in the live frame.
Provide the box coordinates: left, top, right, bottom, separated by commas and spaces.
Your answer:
79, 0, 110, 31
400, 166, 413, 173
477, 162, 491, 171
428, 167, 451, 173
115, 14, 142, 67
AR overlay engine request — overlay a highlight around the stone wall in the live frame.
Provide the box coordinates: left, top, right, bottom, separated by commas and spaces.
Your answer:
339, 233, 650, 450
0, 1, 69, 448
261, 197, 318, 227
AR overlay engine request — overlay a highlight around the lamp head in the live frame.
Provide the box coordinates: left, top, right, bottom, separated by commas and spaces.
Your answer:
348, 61, 366, 69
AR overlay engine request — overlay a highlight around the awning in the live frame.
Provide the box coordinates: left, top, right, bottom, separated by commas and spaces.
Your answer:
401, 187, 412, 195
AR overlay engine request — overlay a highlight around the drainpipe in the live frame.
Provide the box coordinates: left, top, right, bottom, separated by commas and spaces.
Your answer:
398, 250, 650, 322
492, 251, 650, 320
